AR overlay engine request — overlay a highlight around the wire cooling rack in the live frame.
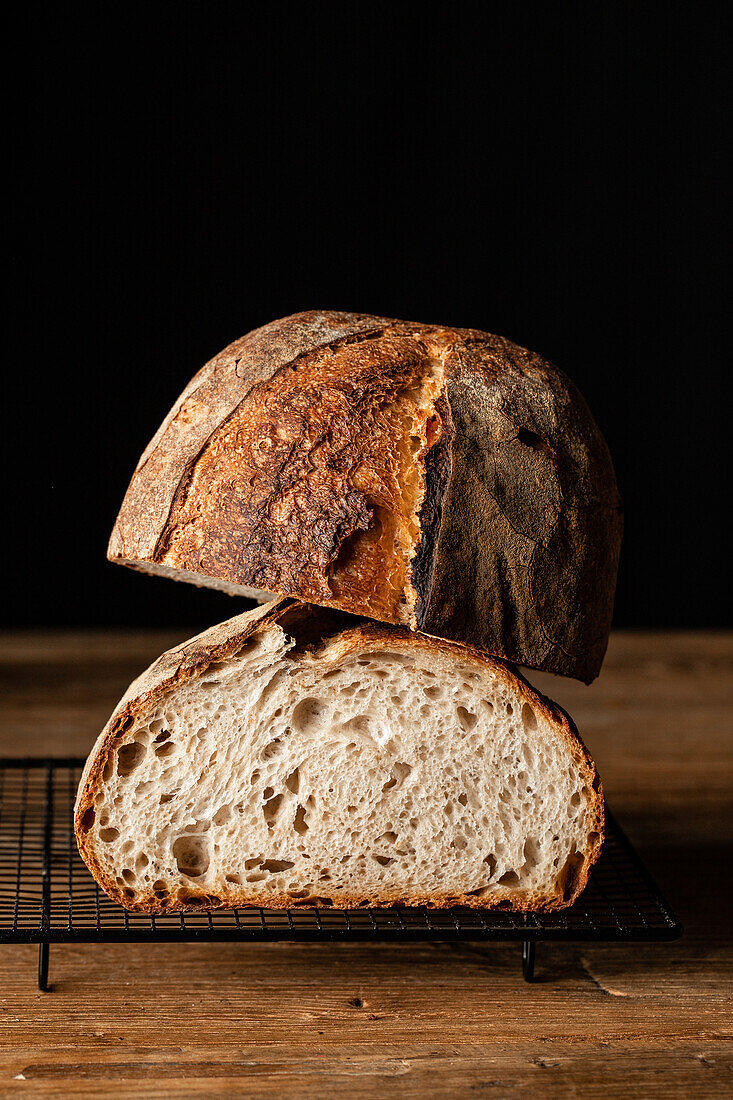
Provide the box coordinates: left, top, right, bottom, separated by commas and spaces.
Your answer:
0, 757, 681, 989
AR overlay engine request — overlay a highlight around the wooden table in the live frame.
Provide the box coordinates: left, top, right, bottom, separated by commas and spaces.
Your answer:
1, 630, 731, 1097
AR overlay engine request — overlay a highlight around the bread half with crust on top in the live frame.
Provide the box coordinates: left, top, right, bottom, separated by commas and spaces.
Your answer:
108, 311, 622, 683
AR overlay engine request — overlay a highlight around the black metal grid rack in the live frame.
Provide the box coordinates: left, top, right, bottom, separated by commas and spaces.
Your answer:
0, 758, 681, 989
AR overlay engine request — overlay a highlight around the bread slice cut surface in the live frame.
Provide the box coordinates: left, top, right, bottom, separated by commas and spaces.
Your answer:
75, 601, 604, 912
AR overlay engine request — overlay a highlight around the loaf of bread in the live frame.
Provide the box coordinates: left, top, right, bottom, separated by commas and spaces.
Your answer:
108, 311, 622, 683
75, 599, 604, 913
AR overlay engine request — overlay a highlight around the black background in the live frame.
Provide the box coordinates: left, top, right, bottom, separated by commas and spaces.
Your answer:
7, 4, 729, 630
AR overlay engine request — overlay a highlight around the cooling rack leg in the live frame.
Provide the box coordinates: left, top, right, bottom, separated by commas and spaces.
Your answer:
38, 943, 50, 992
522, 940, 535, 982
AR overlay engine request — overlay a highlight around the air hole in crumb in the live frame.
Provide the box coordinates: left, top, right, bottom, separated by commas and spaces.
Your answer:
173, 835, 210, 878
226, 874, 242, 885
155, 741, 176, 759
456, 706, 477, 731
521, 704, 537, 732
135, 853, 149, 872
284, 768, 300, 795
458, 793, 468, 807
263, 793, 284, 828
498, 870, 520, 887
292, 697, 326, 735
483, 853, 497, 877
293, 805, 309, 834
341, 715, 373, 738
117, 742, 145, 776
79, 807, 95, 831
570, 791, 581, 808
523, 837, 540, 869
153, 730, 171, 744
260, 859, 295, 873
121, 868, 136, 884
159, 792, 177, 805
99, 827, 119, 842
373, 855, 394, 866
382, 762, 412, 792
213, 804, 232, 826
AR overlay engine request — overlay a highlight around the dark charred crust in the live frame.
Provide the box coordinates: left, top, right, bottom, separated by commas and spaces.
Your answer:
416, 341, 622, 681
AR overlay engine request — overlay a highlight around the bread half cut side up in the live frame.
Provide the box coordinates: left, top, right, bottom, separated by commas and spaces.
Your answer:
75, 600, 604, 913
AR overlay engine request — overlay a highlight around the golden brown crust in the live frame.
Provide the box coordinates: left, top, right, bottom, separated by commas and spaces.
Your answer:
108, 311, 622, 682
75, 601, 604, 915
155, 330, 442, 624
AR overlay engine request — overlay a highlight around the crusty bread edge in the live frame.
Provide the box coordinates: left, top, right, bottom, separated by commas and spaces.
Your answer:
75, 600, 604, 914
107, 310, 621, 685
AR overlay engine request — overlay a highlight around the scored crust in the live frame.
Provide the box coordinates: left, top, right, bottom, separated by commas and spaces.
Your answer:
75, 599, 605, 914
108, 311, 622, 683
